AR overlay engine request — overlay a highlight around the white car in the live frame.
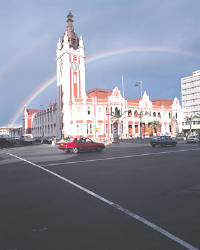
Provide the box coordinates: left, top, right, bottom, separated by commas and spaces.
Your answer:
186, 136, 200, 143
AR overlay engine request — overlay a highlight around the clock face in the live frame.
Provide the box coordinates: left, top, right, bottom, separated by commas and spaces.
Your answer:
71, 62, 79, 71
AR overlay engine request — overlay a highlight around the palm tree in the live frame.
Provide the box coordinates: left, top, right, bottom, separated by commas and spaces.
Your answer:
150, 120, 161, 136
185, 113, 200, 135
172, 116, 178, 136
107, 108, 128, 141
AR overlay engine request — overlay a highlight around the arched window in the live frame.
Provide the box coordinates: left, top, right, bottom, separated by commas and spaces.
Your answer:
158, 112, 161, 118
87, 107, 90, 115
134, 110, 138, 118
128, 110, 132, 117
153, 112, 156, 117
115, 107, 120, 116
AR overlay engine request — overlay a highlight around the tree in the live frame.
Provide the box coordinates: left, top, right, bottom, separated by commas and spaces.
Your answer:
108, 107, 128, 120
150, 120, 161, 135
172, 116, 178, 136
185, 113, 200, 135
107, 108, 128, 141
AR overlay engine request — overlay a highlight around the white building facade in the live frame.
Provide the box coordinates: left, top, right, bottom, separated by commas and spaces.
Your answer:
23, 11, 182, 140
181, 70, 200, 133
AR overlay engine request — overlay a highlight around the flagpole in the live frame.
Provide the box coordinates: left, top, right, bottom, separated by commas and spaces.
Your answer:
122, 75, 124, 98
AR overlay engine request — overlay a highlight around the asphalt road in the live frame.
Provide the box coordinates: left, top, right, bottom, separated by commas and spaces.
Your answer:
0, 142, 200, 250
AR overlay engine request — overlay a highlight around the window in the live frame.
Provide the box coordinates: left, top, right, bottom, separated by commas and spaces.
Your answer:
115, 107, 120, 116
87, 124, 92, 134
98, 107, 102, 116
87, 107, 91, 115
128, 110, 132, 117
77, 124, 80, 134
169, 112, 171, 119
153, 112, 156, 117
134, 110, 138, 118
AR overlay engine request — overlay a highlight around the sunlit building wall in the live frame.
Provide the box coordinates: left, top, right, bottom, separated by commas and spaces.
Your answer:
181, 70, 200, 132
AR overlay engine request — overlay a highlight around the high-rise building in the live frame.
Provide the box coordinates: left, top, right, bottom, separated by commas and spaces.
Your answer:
181, 70, 200, 133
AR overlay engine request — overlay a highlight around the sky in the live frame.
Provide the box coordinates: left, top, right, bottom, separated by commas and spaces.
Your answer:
0, 0, 200, 127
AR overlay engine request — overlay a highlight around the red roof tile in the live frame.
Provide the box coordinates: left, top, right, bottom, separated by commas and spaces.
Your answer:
126, 98, 142, 103
27, 109, 40, 115
87, 88, 112, 99
152, 98, 173, 106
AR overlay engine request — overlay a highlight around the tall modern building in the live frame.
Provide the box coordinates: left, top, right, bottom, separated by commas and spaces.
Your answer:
181, 70, 200, 133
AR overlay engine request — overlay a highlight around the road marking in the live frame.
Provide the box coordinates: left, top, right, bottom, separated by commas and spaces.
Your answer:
7, 152, 199, 250
41, 147, 200, 167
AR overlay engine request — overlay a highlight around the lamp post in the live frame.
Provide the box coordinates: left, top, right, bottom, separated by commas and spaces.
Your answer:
40, 105, 44, 143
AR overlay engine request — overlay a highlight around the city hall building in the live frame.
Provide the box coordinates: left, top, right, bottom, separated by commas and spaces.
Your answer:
23, 11, 182, 140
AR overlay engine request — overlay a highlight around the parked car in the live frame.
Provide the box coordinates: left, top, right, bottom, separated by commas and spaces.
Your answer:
58, 137, 105, 153
19, 136, 35, 145
186, 136, 200, 144
150, 136, 177, 147
34, 137, 53, 144
41, 137, 53, 144
0, 138, 13, 148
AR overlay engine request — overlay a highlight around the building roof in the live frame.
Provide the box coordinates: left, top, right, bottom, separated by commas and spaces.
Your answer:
152, 98, 173, 106
87, 88, 112, 99
126, 98, 142, 103
27, 109, 40, 115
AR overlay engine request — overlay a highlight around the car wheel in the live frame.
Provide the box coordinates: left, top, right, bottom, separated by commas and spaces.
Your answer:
96, 146, 102, 152
73, 147, 79, 154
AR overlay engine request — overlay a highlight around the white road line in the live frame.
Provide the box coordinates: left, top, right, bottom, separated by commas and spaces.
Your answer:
7, 152, 199, 250
41, 147, 200, 167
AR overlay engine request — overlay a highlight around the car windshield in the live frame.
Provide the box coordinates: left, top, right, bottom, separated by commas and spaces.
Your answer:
65, 137, 74, 142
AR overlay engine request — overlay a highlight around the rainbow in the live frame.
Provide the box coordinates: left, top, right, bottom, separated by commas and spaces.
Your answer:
85, 46, 200, 64
8, 75, 56, 127
8, 45, 200, 127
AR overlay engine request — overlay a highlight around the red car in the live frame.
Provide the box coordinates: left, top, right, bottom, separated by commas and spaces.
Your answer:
58, 137, 105, 153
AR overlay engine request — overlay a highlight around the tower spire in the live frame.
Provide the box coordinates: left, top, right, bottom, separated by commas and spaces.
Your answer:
66, 10, 79, 50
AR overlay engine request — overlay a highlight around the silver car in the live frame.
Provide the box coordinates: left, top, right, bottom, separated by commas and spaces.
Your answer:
186, 136, 200, 143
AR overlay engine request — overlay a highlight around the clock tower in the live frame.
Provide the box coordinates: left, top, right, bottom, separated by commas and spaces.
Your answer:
56, 10, 86, 137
